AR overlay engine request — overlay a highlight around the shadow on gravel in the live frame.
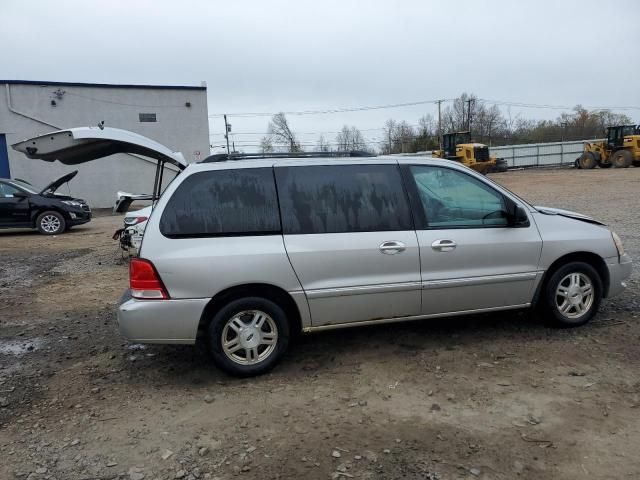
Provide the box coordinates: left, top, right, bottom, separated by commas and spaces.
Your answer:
117, 309, 570, 386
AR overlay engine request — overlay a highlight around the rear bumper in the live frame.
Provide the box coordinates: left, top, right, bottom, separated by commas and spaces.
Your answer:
117, 290, 208, 344
606, 253, 632, 298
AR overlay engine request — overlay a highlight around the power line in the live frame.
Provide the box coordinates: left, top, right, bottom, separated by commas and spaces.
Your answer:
209, 99, 451, 118
479, 98, 640, 111
211, 97, 640, 119
208, 125, 408, 137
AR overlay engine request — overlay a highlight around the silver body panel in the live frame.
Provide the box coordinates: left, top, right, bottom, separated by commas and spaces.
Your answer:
284, 231, 421, 326
118, 294, 208, 343
416, 226, 542, 314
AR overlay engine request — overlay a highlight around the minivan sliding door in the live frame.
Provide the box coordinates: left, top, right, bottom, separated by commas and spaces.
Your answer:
275, 163, 421, 327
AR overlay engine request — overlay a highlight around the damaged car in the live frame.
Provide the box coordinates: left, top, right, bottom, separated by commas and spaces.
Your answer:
0, 170, 91, 235
113, 205, 152, 254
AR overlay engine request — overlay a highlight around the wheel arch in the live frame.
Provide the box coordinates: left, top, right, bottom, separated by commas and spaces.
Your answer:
532, 251, 610, 307
196, 283, 303, 343
32, 206, 71, 227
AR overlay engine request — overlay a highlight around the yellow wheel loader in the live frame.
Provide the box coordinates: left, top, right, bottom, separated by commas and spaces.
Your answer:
577, 125, 640, 169
432, 131, 501, 174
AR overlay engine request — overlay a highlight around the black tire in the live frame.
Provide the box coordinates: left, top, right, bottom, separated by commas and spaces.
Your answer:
611, 149, 632, 168
633, 160, 640, 167
579, 152, 596, 169
36, 210, 66, 235
541, 261, 602, 328
495, 158, 508, 173
207, 297, 290, 377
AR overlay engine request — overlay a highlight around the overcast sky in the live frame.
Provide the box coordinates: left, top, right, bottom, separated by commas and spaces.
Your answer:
2, 0, 639, 151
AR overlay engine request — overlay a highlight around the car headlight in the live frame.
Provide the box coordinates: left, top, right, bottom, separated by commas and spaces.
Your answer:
62, 200, 83, 208
611, 231, 625, 257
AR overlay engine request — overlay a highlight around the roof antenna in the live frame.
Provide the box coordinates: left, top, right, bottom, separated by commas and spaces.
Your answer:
98, 120, 105, 130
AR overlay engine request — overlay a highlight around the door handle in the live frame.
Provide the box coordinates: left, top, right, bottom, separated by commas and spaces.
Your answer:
379, 240, 406, 255
431, 239, 457, 252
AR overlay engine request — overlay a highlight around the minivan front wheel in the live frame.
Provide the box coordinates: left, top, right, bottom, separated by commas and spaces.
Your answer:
542, 262, 602, 327
208, 297, 290, 377
36, 211, 66, 235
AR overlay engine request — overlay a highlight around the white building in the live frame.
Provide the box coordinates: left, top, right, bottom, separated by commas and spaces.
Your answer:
0, 80, 209, 208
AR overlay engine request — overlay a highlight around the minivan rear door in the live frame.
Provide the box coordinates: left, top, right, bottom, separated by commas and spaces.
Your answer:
275, 161, 422, 327
12, 127, 187, 169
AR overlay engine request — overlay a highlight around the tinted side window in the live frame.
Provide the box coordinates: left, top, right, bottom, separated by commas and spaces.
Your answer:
0, 183, 21, 197
409, 165, 508, 228
276, 164, 412, 234
160, 168, 280, 237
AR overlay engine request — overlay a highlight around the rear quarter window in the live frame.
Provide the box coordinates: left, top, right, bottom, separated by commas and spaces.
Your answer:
160, 168, 280, 237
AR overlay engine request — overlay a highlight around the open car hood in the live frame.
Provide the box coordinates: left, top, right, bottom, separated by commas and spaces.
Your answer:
40, 170, 78, 195
12, 127, 187, 170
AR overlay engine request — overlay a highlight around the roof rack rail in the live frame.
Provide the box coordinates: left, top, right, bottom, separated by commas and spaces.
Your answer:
200, 150, 375, 163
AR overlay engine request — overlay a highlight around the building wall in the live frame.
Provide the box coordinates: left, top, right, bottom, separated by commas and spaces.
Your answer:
0, 81, 209, 208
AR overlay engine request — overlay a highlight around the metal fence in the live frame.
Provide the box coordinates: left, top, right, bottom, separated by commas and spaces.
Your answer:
489, 139, 602, 168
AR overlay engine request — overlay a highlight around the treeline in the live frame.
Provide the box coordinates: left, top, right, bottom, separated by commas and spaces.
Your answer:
258, 93, 633, 154
380, 93, 634, 154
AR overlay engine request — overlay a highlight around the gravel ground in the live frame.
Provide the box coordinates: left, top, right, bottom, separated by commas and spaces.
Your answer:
0, 167, 638, 480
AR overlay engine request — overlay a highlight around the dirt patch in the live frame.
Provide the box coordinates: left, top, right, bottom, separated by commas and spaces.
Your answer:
0, 168, 639, 480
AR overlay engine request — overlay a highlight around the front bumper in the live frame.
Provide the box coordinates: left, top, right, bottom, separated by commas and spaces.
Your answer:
606, 253, 632, 298
117, 290, 208, 344
67, 209, 92, 226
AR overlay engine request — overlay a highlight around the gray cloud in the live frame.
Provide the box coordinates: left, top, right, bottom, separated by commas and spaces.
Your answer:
2, 0, 639, 150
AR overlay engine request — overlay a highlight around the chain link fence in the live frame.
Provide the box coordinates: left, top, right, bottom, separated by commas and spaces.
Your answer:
489, 139, 602, 168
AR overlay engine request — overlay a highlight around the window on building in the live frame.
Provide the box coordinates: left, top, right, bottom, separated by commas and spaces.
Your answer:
139, 113, 157, 122
275, 164, 412, 234
160, 168, 281, 237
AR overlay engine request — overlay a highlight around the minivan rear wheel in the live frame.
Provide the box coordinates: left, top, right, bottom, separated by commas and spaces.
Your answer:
542, 261, 602, 327
207, 297, 290, 377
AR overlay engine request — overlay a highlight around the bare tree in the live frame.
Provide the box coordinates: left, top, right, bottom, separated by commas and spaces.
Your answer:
316, 135, 330, 152
268, 112, 301, 152
335, 125, 367, 151
259, 136, 273, 154
382, 119, 397, 154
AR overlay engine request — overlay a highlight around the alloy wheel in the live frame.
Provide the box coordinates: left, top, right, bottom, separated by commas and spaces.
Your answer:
221, 310, 278, 365
555, 272, 594, 319
41, 215, 61, 233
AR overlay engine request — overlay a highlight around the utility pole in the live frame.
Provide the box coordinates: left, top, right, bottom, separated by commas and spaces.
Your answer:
388, 129, 392, 154
466, 99, 473, 132
223, 114, 231, 156
436, 99, 443, 150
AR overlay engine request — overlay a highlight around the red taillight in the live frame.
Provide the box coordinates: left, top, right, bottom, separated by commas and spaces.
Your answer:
129, 258, 169, 300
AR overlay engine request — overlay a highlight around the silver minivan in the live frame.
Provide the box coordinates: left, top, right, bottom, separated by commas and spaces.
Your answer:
14, 128, 632, 376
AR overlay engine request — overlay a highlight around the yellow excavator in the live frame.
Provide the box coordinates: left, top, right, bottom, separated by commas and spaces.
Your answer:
577, 125, 640, 169
431, 131, 501, 174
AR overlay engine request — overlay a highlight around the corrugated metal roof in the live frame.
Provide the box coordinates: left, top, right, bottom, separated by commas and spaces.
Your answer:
0, 79, 206, 91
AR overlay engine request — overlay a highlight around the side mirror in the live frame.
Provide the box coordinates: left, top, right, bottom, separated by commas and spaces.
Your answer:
504, 196, 529, 227
509, 205, 530, 227
12, 191, 29, 199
